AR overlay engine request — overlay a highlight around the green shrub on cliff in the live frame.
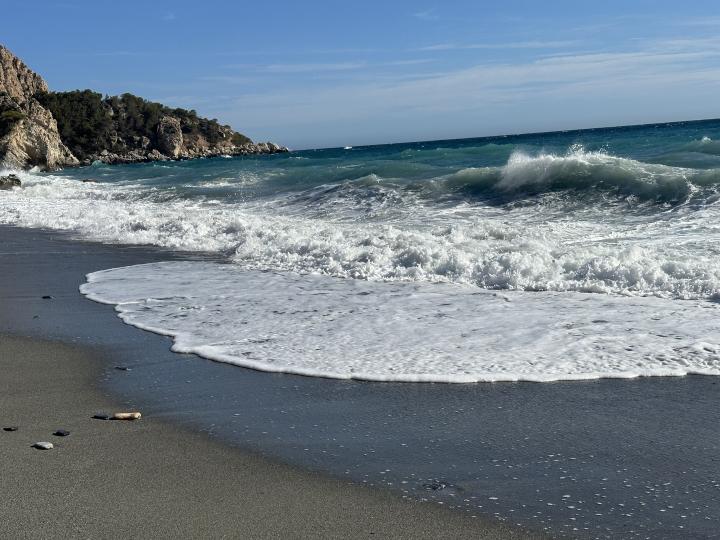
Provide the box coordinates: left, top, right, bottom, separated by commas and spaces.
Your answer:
0, 109, 25, 137
231, 132, 251, 146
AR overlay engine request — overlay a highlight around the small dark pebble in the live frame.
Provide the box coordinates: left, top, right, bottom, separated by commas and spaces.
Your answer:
42, 295, 54, 300
3, 426, 19, 432
422, 481, 450, 491
92, 413, 111, 420
114, 366, 132, 371
33, 315, 39, 319
53, 429, 70, 437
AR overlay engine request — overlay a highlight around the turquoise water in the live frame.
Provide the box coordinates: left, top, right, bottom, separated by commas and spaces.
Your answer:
49, 118, 720, 205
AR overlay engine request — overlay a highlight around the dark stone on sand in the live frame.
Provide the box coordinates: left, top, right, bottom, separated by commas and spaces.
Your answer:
114, 366, 132, 371
421, 480, 462, 492
3, 426, 19, 432
41, 295, 53, 300
422, 480, 449, 491
53, 429, 70, 437
0, 174, 21, 189
92, 412, 111, 420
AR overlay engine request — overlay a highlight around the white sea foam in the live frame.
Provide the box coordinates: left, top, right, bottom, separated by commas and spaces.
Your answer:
80, 261, 720, 383
2, 165, 720, 299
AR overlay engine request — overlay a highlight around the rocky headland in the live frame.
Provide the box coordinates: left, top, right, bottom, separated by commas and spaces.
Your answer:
0, 45, 287, 171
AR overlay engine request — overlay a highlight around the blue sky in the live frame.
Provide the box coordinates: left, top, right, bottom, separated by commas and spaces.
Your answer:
4, 0, 720, 148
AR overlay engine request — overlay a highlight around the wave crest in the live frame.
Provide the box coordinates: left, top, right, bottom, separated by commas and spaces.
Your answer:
443, 148, 720, 203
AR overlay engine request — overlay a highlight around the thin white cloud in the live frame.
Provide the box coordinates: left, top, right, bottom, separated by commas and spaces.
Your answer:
198, 75, 260, 85
93, 51, 145, 57
384, 59, 433, 66
264, 62, 368, 73
413, 8, 438, 21
678, 16, 720, 26
416, 41, 580, 52
162, 13, 176, 21
218, 59, 434, 75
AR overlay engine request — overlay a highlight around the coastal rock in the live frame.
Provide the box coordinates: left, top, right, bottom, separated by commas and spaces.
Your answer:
53, 429, 70, 437
147, 149, 168, 161
0, 45, 48, 103
156, 116, 183, 158
3, 426, 18, 432
0, 173, 21, 189
0, 99, 79, 170
0, 46, 79, 170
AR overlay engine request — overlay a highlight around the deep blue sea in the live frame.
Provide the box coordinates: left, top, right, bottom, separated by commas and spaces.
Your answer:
4, 119, 720, 382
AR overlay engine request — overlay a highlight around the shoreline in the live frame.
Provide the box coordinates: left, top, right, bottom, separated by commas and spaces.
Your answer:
3, 224, 720, 538
0, 225, 538, 538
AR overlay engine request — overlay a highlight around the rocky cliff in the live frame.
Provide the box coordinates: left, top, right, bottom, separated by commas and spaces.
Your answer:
0, 45, 287, 170
0, 46, 79, 170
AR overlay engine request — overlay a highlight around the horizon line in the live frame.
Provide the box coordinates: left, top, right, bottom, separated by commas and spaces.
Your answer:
297, 115, 720, 152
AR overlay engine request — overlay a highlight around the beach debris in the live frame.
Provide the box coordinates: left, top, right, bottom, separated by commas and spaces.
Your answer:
32, 442, 53, 450
92, 412, 111, 420
3, 426, 19, 432
112, 412, 142, 421
53, 429, 70, 437
114, 366, 132, 371
41, 295, 54, 300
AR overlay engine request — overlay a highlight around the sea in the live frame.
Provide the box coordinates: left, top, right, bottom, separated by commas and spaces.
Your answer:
3, 119, 720, 383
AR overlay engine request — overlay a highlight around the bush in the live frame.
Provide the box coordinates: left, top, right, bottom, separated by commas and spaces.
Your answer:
232, 132, 251, 145
0, 109, 26, 137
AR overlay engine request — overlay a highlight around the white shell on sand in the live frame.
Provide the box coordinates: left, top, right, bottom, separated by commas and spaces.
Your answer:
113, 412, 142, 420
32, 442, 53, 450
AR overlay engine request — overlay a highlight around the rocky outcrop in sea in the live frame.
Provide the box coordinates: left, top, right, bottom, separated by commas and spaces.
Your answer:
0, 45, 287, 171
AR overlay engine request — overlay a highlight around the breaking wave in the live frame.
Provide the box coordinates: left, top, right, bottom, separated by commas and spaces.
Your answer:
442, 148, 720, 204
683, 136, 720, 156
